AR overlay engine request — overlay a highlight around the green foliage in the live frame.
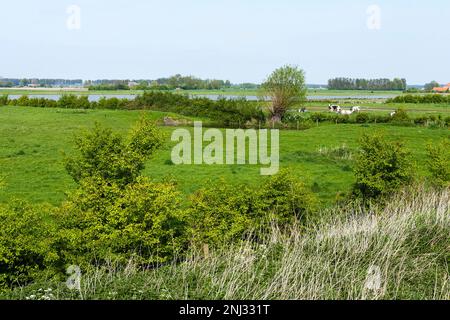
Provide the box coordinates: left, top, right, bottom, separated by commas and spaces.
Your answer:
58, 95, 91, 109
355, 112, 370, 123
387, 94, 450, 104
187, 170, 317, 247
261, 65, 307, 121
0, 95, 8, 105
155, 74, 231, 90
424, 81, 440, 92
258, 170, 318, 225
58, 117, 180, 266
7, 92, 265, 128
391, 108, 410, 123
64, 117, 163, 186
186, 181, 256, 248
0, 202, 59, 289
328, 77, 407, 91
353, 133, 414, 200
127, 117, 165, 158
88, 83, 130, 91
135, 92, 265, 127
426, 139, 450, 188
56, 177, 185, 266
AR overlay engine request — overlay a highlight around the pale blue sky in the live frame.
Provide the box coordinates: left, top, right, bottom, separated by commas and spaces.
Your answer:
1, 0, 449, 84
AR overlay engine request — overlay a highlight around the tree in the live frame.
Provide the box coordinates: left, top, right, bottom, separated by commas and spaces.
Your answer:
261, 65, 307, 122
64, 117, 164, 186
424, 81, 440, 92
58, 118, 182, 266
353, 133, 413, 200
426, 139, 450, 188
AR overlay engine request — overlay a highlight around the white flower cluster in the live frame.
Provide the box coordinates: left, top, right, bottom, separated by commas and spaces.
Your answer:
25, 288, 55, 300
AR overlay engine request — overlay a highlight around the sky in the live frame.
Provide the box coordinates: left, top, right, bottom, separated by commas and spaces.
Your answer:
0, 0, 449, 84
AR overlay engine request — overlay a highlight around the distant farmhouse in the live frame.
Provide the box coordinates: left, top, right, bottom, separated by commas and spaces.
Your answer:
432, 83, 450, 93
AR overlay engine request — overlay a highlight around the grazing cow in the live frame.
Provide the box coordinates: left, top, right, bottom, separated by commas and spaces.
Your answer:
328, 104, 341, 112
338, 109, 354, 115
351, 106, 361, 113
390, 111, 396, 117
299, 107, 308, 113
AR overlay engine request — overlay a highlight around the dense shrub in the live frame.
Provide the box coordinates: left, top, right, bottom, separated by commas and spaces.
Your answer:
88, 83, 130, 91
0, 95, 8, 105
56, 177, 185, 266
353, 133, 413, 200
390, 108, 410, 124
58, 95, 91, 109
355, 112, 370, 123
57, 118, 182, 266
387, 94, 450, 104
257, 170, 318, 226
369, 114, 391, 124
14, 95, 30, 106
309, 112, 330, 123
135, 92, 265, 127
7, 92, 265, 128
187, 170, 317, 247
0, 202, 59, 289
97, 97, 130, 110
64, 117, 164, 186
426, 139, 450, 188
186, 181, 258, 248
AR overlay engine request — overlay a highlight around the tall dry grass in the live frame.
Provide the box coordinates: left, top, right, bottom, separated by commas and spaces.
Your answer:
7, 186, 450, 300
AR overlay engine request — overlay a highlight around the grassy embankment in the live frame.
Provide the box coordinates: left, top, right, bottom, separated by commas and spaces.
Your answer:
1, 186, 448, 300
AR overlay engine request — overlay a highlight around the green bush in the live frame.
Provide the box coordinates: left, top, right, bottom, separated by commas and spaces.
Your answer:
56, 177, 185, 266
58, 95, 90, 109
0, 95, 8, 105
0, 202, 59, 289
353, 133, 413, 200
57, 117, 176, 267
64, 117, 163, 186
387, 94, 450, 104
426, 139, 450, 188
391, 108, 410, 124
186, 181, 257, 248
187, 171, 317, 247
355, 112, 370, 123
258, 169, 318, 226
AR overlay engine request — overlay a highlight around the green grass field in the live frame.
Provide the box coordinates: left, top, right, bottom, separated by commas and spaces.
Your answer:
1, 105, 448, 207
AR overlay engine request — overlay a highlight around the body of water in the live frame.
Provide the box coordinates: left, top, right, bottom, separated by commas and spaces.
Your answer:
7, 93, 396, 102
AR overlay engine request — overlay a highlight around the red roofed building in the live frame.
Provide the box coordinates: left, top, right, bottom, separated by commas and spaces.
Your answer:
432, 83, 450, 93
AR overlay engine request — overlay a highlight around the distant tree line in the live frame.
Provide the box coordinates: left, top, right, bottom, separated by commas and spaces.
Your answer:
0, 78, 83, 87
86, 81, 130, 91
387, 94, 450, 104
327, 78, 407, 91
1, 76, 261, 91
154, 74, 231, 90
85, 76, 233, 91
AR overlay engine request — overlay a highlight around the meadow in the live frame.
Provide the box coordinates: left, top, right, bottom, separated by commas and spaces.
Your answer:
0, 105, 448, 207
0, 98, 449, 300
